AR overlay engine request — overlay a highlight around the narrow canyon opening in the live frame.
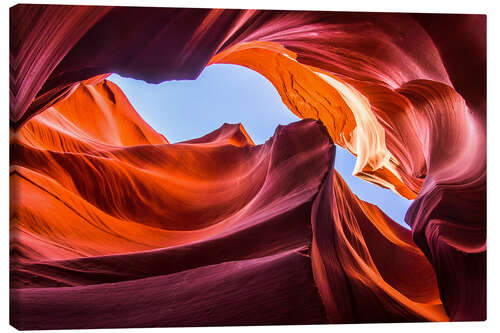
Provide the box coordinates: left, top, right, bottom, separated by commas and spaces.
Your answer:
108, 64, 413, 226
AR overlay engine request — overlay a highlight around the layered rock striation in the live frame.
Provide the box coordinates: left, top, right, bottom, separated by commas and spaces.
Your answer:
10, 5, 486, 327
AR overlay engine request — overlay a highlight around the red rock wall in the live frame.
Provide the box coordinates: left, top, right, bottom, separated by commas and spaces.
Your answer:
10, 5, 486, 327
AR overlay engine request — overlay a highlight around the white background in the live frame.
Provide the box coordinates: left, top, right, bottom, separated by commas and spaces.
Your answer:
2, 0, 498, 332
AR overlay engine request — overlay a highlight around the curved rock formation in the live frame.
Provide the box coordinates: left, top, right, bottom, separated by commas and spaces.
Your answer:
10, 4, 486, 327
11, 81, 447, 328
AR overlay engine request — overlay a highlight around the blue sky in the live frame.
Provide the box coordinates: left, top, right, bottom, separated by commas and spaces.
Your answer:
108, 64, 412, 227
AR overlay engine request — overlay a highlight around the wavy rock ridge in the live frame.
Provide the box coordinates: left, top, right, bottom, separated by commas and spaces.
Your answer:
10, 5, 485, 328
11, 81, 447, 328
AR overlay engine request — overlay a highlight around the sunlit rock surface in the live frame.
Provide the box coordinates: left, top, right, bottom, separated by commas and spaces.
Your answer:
11, 82, 447, 328
10, 5, 486, 327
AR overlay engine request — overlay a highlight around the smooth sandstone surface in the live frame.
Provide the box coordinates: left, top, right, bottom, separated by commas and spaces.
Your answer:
11, 81, 447, 328
10, 5, 485, 327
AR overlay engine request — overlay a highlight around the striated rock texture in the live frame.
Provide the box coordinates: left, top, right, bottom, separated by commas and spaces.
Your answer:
10, 5, 485, 328
11, 82, 447, 328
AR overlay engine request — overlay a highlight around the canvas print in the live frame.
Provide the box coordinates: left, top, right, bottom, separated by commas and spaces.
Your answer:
9, 4, 486, 329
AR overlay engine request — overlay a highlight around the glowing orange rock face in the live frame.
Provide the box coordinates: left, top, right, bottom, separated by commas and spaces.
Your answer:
311, 168, 448, 323
210, 35, 486, 321
11, 81, 447, 328
10, 5, 485, 328
210, 41, 418, 199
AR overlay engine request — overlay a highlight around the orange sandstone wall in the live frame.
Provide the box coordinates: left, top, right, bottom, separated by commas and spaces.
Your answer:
10, 5, 485, 326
